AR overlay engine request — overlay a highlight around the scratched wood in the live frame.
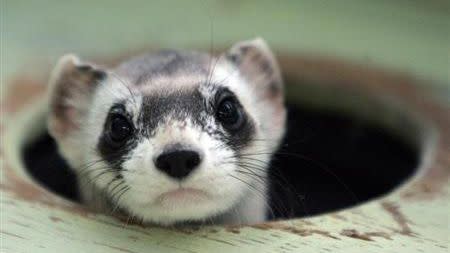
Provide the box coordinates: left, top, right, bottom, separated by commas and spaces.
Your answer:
1, 52, 449, 252
3, 1, 450, 252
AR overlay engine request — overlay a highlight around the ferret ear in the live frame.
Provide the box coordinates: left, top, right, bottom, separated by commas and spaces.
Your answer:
225, 38, 283, 98
47, 54, 107, 140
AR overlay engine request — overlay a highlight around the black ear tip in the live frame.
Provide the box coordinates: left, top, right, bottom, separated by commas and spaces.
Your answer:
77, 65, 93, 72
239, 45, 251, 54
75, 64, 107, 80
92, 70, 107, 80
227, 53, 241, 64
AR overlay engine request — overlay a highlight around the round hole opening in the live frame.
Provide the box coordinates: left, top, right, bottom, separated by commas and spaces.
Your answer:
21, 81, 420, 221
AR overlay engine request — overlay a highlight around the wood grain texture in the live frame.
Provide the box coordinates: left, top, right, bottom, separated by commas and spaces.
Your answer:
1, 54, 449, 252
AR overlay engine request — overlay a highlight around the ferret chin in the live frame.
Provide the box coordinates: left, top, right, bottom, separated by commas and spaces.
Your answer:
46, 38, 286, 226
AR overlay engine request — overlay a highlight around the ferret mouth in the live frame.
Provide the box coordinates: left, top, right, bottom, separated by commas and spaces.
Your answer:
157, 187, 210, 203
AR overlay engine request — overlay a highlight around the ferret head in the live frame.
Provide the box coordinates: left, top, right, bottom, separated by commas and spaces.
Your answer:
47, 38, 286, 225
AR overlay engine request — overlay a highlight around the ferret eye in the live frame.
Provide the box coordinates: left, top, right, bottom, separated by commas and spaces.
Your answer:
109, 115, 133, 143
216, 98, 244, 130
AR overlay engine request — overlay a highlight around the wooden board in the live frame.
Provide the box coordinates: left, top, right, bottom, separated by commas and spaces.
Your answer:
1, 54, 449, 253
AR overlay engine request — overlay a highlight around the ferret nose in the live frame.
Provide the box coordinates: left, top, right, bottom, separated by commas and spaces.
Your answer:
155, 149, 201, 179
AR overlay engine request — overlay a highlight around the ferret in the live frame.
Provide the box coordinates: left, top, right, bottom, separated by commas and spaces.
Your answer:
47, 38, 286, 226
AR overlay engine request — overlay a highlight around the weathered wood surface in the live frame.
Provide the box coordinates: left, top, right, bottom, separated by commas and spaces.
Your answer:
1, 54, 449, 253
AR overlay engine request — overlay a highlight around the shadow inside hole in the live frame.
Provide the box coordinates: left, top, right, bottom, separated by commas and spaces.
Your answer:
268, 105, 418, 219
21, 103, 419, 219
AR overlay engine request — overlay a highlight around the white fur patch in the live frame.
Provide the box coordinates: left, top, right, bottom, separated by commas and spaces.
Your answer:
55, 55, 283, 226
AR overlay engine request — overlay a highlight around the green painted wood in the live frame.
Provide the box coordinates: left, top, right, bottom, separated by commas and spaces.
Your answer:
1, 94, 448, 252
2, 1, 449, 252
2, 76, 449, 252
3, 0, 449, 87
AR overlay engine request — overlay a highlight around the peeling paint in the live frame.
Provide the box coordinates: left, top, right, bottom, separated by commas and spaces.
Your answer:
49, 216, 64, 223
225, 227, 241, 234
2, 53, 449, 252
381, 201, 415, 236
249, 222, 340, 239
341, 229, 392, 241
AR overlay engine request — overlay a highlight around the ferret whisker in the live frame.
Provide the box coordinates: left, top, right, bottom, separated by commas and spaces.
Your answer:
77, 161, 112, 176
234, 169, 267, 185
107, 72, 140, 110
78, 166, 112, 181
110, 185, 129, 214
238, 156, 271, 166
237, 163, 293, 190
115, 186, 130, 207
77, 158, 115, 172
48, 38, 286, 225
206, 52, 221, 87
108, 181, 125, 200
243, 151, 359, 202
235, 167, 301, 220
104, 175, 124, 194
76, 158, 109, 172
85, 169, 118, 186
227, 173, 277, 221
110, 183, 129, 204
240, 154, 358, 208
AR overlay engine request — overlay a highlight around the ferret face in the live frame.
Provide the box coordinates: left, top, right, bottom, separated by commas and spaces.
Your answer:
47, 38, 286, 225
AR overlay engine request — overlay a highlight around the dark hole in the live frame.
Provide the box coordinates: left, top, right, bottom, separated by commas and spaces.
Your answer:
22, 103, 418, 219
22, 135, 79, 201
268, 105, 418, 219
